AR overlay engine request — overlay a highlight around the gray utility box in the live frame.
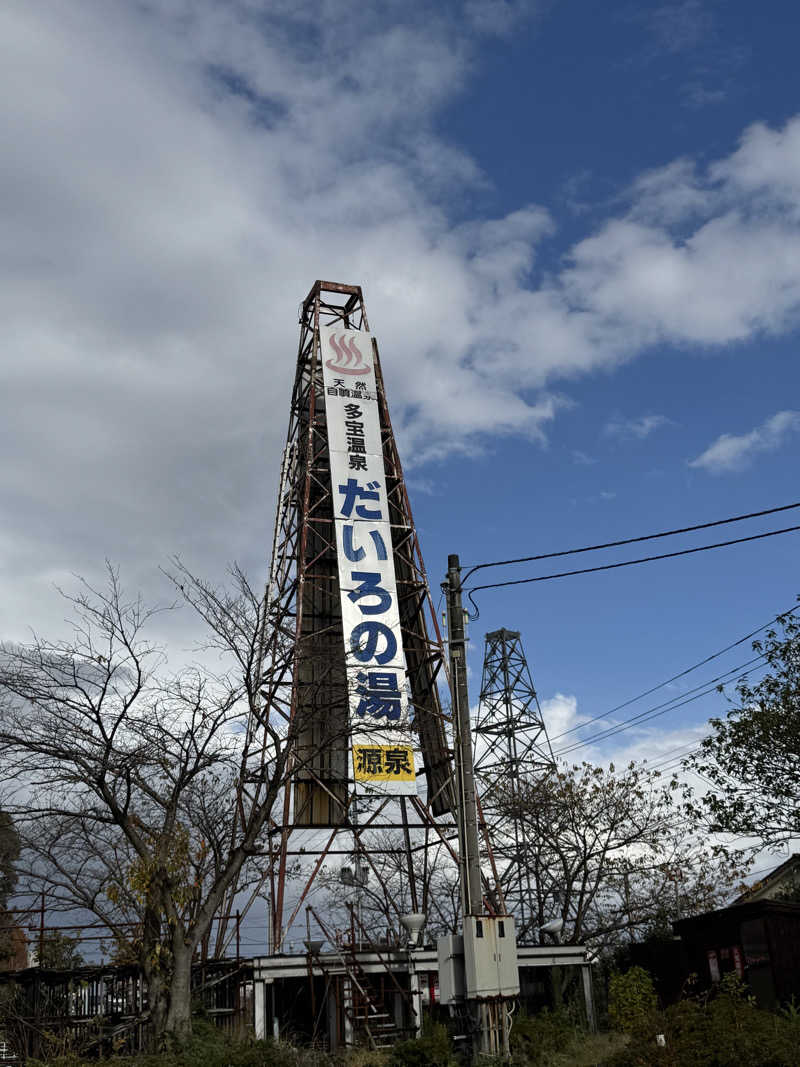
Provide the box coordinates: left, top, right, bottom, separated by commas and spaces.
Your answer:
463, 915, 519, 998
437, 917, 519, 1003
437, 933, 466, 1005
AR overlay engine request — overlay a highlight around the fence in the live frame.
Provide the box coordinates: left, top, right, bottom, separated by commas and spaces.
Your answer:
0, 957, 252, 1061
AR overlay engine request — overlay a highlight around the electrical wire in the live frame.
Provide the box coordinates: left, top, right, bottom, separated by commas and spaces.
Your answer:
539, 603, 798, 760
551, 670, 758, 759
462, 499, 800, 581
647, 747, 703, 773
633, 739, 705, 769
466, 523, 800, 616
642, 740, 698, 764
547, 603, 799, 743
550, 653, 768, 758
744, 862, 788, 879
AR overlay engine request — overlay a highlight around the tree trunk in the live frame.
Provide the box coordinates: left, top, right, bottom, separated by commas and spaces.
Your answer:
141, 901, 169, 1051
146, 965, 169, 1052
164, 942, 194, 1044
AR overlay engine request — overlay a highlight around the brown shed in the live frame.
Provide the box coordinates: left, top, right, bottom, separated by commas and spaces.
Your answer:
673, 899, 800, 1009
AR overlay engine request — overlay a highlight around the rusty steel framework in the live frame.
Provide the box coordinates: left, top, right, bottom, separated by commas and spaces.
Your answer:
473, 629, 556, 944
234, 280, 497, 953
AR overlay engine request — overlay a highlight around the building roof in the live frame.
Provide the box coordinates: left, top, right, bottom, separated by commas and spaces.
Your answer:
735, 853, 800, 903
673, 897, 800, 939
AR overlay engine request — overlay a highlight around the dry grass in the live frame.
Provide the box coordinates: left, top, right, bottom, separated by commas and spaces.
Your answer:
547, 1031, 628, 1066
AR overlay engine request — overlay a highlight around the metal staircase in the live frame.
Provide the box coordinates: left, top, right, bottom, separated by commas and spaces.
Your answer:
307, 906, 415, 1049
347, 969, 400, 1049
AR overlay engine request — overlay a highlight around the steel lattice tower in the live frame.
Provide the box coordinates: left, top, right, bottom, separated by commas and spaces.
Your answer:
238, 281, 494, 953
473, 629, 556, 944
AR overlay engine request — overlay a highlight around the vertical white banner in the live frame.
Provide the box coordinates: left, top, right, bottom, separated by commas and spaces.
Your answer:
320, 326, 418, 796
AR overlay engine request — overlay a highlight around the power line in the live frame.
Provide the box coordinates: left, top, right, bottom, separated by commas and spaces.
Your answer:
633, 739, 704, 769
543, 603, 797, 756
644, 740, 698, 763
551, 668, 757, 758
462, 500, 800, 581
547, 603, 799, 744
647, 747, 703, 774
551, 653, 767, 758
467, 524, 800, 613
745, 862, 788, 879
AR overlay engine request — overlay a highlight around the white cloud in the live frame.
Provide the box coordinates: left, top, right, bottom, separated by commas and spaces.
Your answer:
4, 2, 800, 642
681, 82, 726, 109
464, 0, 543, 36
540, 692, 582, 739
710, 116, 800, 215
572, 449, 597, 465
603, 413, 673, 440
558, 117, 800, 350
405, 475, 438, 496
689, 410, 800, 473
647, 1, 713, 54
551, 710, 709, 781
601, 722, 707, 770
627, 158, 713, 225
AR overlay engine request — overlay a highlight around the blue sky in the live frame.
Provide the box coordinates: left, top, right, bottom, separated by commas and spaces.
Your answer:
409, 0, 800, 768
1, 0, 799, 791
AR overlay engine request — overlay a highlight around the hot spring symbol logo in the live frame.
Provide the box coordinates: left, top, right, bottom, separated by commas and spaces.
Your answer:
326, 332, 372, 376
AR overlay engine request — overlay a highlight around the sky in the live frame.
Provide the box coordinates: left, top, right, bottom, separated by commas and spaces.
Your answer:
2, 1, 800, 906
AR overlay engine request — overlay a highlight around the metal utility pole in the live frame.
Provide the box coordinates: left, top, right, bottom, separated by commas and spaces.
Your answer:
445, 554, 482, 917
442, 556, 518, 1061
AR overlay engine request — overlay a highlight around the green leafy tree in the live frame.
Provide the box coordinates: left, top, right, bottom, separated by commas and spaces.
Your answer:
687, 607, 800, 848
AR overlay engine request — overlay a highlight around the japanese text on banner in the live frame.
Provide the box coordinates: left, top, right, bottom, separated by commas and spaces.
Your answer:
320, 325, 418, 796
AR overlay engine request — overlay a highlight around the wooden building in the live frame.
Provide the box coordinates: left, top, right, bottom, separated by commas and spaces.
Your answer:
673, 899, 800, 1009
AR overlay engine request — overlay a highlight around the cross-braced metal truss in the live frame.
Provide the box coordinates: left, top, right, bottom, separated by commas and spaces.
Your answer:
232, 281, 501, 952
473, 629, 556, 944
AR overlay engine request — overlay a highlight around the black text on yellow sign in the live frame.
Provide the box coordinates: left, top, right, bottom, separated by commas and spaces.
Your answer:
352, 744, 416, 782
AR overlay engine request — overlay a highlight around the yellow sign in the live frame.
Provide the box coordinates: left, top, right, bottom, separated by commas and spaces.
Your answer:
352, 744, 416, 783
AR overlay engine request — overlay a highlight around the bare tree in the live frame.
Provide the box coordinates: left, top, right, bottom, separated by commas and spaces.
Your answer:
314, 832, 461, 945
0, 563, 298, 1045
494, 761, 744, 952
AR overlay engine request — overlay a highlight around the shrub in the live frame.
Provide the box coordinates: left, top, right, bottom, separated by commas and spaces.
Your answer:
388, 1019, 453, 1067
608, 967, 658, 1033
26, 1023, 329, 1067
509, 1008, 578, 1066
608, 977, 800, 1066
